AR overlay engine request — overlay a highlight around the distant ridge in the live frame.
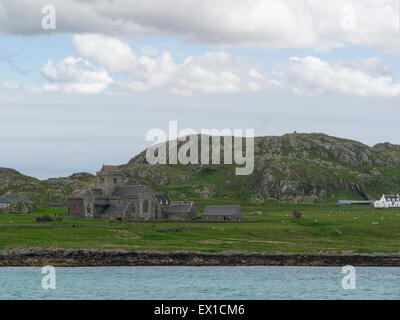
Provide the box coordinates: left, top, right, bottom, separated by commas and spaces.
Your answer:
2, 133, 400, 204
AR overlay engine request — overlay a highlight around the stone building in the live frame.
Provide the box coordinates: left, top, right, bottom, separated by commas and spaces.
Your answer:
155, 192, 172, 218
202, 205, 242, 221
67, 165, 160, 220
166, 201, 197, 221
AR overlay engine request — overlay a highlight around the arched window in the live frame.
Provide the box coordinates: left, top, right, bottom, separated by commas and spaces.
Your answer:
143, 200, 148, 213
87, 205, 91, 214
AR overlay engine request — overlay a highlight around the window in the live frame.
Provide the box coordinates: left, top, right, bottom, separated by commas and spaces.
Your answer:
113, 178, 118, 184
132, 204, 136, 213
100, 178, 105, 183
87, 205, 91, 214
143, 200, 149, 213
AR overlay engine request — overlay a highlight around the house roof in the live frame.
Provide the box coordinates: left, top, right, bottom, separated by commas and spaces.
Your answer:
203, 205, 241, 216
155, 192, 171, 204
112, 185, 145, 197
44, 201, 64, 207
167, 202, 193, 214
384, 194, 400, 201
100, 165, 121, 173
101, 204, 128, 215
69, 189, 87, 198
89, 188, 104, 197
0, 195, 32, 204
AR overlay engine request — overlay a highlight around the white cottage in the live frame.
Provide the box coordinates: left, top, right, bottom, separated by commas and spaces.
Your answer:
373, 194, 400, 208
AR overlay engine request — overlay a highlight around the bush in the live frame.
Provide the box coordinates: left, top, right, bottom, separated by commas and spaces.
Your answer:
36, 215, 54, 222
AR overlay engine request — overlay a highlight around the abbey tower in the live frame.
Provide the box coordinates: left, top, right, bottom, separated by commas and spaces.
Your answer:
96, 165, 124, 196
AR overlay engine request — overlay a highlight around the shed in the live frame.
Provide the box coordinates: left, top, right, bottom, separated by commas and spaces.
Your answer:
202, 205, 242, 221
44, 201, 64, 207
167, 201, 197, 221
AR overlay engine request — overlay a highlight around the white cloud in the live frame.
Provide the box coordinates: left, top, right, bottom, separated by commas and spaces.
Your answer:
338, 58, 392, 77
41, 56, 114, 93
71, 34, 400, 97
1, 0, 400, 52
267, 56, 400, 97
73, 34, 243, 95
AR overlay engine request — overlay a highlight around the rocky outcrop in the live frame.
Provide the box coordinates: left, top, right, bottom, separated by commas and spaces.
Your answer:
0, 168, 96, 204
373, 142, 400, 153
122, 133, 400, 202
1, 249, 400, 266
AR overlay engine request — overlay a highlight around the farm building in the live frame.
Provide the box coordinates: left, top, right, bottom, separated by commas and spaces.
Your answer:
166, 201, 197, 221
202, 205, 242, 221
373, 194, 400, 208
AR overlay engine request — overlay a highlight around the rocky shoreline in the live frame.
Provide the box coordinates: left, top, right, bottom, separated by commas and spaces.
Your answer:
1, 249, 400, 266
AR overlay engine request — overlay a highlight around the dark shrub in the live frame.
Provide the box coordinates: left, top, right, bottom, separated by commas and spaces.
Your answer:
36, 215, 53, 222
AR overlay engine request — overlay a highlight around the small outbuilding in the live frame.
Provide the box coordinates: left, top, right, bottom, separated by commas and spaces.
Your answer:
202, 205, 242, 221
166, 201, 197, 221
44, 201, 64, 207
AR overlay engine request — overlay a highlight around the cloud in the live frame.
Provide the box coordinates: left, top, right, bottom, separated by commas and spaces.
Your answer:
70, 34, 400, 97
73, 34, 244, 95
1, 0, 400, 52
267, 56, 400, 97
338, 58, 392, 77
41, 56, 114, 93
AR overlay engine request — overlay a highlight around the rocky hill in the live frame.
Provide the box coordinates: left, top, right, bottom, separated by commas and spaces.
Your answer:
119, 133, 400, 203
1, 133, 400, 204
0, 168, 95, 204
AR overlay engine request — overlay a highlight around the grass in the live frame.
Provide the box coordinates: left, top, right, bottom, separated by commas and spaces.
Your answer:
1, 202, 400, 254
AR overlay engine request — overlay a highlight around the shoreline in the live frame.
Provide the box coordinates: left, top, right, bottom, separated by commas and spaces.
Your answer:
1, 249, 400, 266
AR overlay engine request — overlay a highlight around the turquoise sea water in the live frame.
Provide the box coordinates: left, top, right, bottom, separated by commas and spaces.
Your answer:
0, 266, 399, 300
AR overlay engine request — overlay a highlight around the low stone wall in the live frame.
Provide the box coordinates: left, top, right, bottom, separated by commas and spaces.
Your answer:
1, 249, 400, 266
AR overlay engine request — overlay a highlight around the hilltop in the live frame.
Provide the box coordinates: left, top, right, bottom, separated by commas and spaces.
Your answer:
120, 133, 400, 203
1, 132, 400, 204
0, 168, 95, 204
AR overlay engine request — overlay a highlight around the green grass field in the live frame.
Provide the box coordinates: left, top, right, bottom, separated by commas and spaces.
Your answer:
1, 202, 400, 254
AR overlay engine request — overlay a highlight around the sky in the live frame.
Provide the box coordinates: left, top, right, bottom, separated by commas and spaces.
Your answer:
1, 0, 400, 179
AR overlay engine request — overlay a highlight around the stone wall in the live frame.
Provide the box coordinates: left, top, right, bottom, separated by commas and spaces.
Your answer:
66, 198, 84, 217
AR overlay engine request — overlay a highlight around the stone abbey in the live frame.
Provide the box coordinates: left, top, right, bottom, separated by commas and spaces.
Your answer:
67, 165, 169, 220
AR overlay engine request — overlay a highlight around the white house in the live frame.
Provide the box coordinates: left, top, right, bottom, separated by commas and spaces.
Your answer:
373, 194, 400, 208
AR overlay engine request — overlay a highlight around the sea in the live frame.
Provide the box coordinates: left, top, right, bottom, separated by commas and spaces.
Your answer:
0, 266, 399, 300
